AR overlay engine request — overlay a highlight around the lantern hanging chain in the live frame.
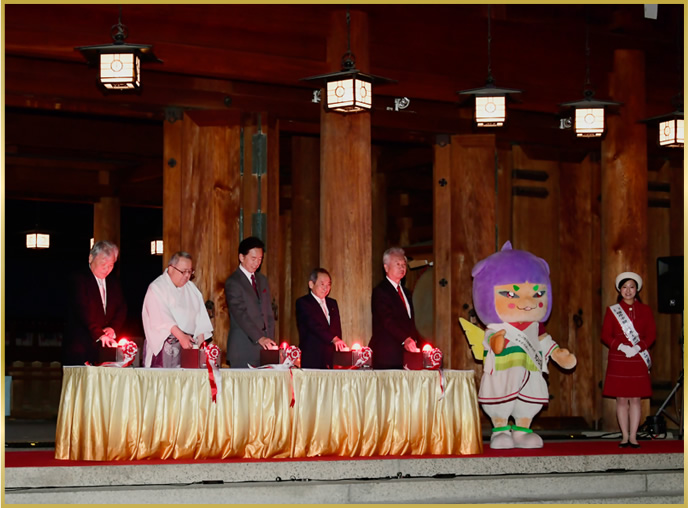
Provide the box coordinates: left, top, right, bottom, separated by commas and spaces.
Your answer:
111, 4, 129, 44
583, 10, 593, 99
486, 5, 493, 84
342, 6, 355, 70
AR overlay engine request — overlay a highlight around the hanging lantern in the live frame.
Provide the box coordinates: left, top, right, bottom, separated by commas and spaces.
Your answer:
26, 232, 50, 250
75, 7, 161, 92
561, 91, 620, 138
150, 240, 164, 255
301, 9, 395, 113
560, 16, 621, 138
458, 82, 521, 127
641, 104, 684, 148
659, 117, 684, 147
457, 7, 521, 127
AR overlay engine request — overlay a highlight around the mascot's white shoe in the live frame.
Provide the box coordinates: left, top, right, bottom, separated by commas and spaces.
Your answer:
512, 427, 544, 449
490, 429, 514, 449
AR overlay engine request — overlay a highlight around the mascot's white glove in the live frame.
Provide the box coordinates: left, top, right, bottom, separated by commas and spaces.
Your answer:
618, 344, 639, 358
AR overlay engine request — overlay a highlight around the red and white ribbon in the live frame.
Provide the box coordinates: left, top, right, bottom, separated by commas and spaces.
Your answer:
428, 348, 443, 370
201, 342, 222, 403
97, 338, 138, 368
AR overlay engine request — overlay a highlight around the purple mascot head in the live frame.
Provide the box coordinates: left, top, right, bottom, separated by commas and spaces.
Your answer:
471, 241, 552, 324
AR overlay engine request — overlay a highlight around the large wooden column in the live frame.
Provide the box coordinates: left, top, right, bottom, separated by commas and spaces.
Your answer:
320, 9, 372, 346
162, 110, 242, 355
93, 196, 120, 248
600, 49, 648, 430
290, 136, 320, 343
559, 154, 599, 426
434, 134, 497, 370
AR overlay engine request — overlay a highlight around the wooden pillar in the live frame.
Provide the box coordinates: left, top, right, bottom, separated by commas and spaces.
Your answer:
162, 110, 242, 356
600, 49, 648, 430
93, 196, 120, 248
239, 113, 280, 339
559, 154, 597, 425
163, 119, 183, 269
433, 139, 452, 366
320, 9, 372, 346
290, 136, 320, 344
371, 146, 387, 286
434, 134, 497, 371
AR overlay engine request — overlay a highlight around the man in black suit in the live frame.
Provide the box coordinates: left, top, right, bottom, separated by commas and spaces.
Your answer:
225, 236, 277, 368
63, 240, 127, 365
369, 247, 420, 369
296, 268, 347, 369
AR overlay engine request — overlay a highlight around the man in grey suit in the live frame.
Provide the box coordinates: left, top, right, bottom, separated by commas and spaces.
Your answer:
225, 236, 277, 368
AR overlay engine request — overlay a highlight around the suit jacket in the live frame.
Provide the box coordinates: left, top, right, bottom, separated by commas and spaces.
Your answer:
369, 278, 420, 369
296, 293, 343, 369
225, 268, 276, 368
63, 267, 127, 365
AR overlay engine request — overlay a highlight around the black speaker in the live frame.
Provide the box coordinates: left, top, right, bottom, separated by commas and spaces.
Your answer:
657, 256, 683, 314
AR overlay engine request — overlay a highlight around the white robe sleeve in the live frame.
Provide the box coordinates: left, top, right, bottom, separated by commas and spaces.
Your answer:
142, 283, 177, 367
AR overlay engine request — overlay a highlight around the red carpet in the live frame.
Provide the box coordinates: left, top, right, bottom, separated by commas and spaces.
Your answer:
5, 439, 683, 468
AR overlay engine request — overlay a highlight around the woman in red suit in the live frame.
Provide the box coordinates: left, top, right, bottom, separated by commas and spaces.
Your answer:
602, 271, 656, 448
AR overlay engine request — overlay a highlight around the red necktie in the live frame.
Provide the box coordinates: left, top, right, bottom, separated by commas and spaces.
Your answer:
251, 274, 260, 298
397, 284, 405, 304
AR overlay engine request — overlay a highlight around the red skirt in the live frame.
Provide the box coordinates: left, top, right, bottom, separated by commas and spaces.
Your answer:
602, 351, 652, 398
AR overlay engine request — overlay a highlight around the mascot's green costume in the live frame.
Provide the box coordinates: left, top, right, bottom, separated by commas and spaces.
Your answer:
461, 242, 577, 449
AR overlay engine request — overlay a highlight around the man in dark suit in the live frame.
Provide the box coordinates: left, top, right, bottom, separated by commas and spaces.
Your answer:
63, 240, 127, 365
369, 246, 421, 369
225, 236, 277, 368
296, 268, 347, 369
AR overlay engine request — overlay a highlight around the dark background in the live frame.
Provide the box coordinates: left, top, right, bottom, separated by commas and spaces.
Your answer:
4, 199, 163, 363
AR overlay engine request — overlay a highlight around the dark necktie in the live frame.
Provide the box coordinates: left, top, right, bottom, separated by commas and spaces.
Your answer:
251, 274, 260, 299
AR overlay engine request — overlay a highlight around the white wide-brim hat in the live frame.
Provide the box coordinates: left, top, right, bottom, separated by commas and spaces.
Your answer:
615, 271, 643, 292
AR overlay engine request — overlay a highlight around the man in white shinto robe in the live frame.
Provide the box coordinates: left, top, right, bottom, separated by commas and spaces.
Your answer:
142, 251, 213, 368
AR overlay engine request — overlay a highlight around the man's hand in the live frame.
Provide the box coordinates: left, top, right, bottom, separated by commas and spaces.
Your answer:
403, 338, 419, 352
332, 337, 348, 351
98, 335, 118, 348
102, 327, 116, 339
258, 336, 278, 350
178, 334, 196, 349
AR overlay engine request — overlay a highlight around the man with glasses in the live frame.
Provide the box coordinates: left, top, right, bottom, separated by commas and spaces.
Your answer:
142, 251, 213, 368
63, 240, 128, 365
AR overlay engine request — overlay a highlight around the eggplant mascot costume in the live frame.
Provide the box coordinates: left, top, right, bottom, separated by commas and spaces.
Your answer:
461, 242, 577, 449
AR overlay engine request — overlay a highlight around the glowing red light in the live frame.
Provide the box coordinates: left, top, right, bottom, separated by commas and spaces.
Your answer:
422, 344, 432, 352
351, 343, 361, 350
280, 342, 289, 349
117, 338, 129, 346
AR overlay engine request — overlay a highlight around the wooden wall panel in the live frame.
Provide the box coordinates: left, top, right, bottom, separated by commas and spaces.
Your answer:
559, 155, 596, 425
290, 136, 320, 344
496, 148, 513, 249
163, 110, 241, 356
511, 145, 563, 417
600, 49, 648, 430
450, 134, 497, 371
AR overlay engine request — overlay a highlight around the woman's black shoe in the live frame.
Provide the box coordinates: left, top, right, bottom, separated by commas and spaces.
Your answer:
629, 442, 641, 448
619, 441, 630, 448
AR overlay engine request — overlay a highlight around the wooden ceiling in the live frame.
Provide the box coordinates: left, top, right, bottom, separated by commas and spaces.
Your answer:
4, 4, 684, 210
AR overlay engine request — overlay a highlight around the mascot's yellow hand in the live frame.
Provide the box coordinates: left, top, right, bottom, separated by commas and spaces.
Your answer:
489, 329, 506, 355
551, 348, 577, 370
459, 318, 485, 361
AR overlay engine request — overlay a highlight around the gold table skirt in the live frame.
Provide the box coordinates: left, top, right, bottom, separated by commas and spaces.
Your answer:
55, 366, 482, 460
